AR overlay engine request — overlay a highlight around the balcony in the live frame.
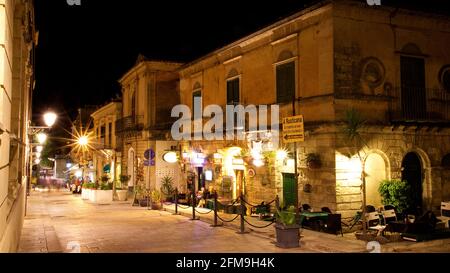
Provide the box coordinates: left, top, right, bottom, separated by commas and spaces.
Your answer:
115, 115, 144, 136
388, 87, 450, 124
92, 138, 113, 150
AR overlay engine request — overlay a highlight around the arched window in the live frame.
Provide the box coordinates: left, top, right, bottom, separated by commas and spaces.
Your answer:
442, 154, 450, 169
276, 50, 296, 103
227, 69, 240, 105
277, 50, 294, 63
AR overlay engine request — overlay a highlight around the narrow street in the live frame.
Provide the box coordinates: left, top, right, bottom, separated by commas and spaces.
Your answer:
19, 190, 450, 253
18, 190, 306, 253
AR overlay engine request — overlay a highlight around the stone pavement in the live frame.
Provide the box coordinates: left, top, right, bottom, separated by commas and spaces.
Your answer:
18, 191, 450, 253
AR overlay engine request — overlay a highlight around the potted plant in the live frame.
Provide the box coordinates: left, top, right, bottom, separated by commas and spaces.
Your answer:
88, 182, 98, 203
160, 176, 174, 202
116, 175, 130, 201
94, 182, 113, 204
151, 189, 162, 210
81, 182, 91, 200
115, 184, 128, 201
275, 205, 300, 248
378, 179, 412, 215
306, 153, 321, 169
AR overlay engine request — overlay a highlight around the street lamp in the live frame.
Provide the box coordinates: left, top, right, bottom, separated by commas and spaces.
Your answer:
43, 112, 58, 127
37, 133, 48, 144
27, 111, 58, 196
36, 146, 44, 153
78, 136, 89, 147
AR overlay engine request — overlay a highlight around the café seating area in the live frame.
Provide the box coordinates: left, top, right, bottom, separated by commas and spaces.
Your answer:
299, 202, 450, 242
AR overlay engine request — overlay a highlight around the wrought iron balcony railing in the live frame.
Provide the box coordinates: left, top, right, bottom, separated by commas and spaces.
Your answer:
388, 87, 450, 122
115, 115, 144, 135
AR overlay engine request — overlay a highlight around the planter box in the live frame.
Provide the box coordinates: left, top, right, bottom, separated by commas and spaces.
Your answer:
151, 202, 162, 210
275, 224, 300, 248
115, 190, 128, 201
81, 189, 90, 200
89, 189, 97, 203
95, 190, 113, 204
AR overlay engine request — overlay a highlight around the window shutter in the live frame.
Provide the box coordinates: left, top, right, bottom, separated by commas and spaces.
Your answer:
276, 62, 295, 103
227, 78, 240, 105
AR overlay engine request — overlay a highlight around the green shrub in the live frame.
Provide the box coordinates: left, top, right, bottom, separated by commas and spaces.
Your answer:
100, 183, 113, 191
160, 176, 174, 196
276, 205, 297, 226
378, 179, 412, 213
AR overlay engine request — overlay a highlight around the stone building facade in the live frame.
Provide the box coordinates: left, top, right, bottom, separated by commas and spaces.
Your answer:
117, 56, 183, 193
0, 0, 36, 252
91, 101, 122, 185
177, 0, 450, 217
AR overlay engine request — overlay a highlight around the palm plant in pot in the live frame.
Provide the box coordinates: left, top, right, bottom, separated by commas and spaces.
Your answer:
151, 189, 162, 210
160, 176, 174, 202
275, 205, 300, 248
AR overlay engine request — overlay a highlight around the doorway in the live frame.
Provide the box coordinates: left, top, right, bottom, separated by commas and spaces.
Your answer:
402, 152, 423, 214
234, 170, 244, 199
282, 173, 298, 208
365, 153, 387, 208
127, 148, 135, 189
196, 167, 204, 191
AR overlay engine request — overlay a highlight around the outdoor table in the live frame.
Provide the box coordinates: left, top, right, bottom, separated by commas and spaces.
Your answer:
385, 221, 409, 233
299, 212, 329, 230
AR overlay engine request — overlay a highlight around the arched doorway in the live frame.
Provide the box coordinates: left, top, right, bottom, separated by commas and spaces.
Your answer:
402, 152, 423, 213
127, 148, 135, 189
442, 154, 450, 202
365, 153, 387, 208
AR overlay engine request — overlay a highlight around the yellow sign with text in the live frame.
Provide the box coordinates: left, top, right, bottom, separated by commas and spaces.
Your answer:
282, 115, 305, 143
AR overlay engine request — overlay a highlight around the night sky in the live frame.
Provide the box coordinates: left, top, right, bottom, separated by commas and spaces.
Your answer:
32, 0, 448, 150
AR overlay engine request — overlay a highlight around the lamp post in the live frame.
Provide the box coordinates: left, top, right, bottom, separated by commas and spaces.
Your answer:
26, 112, 57, 215
77, 135, 89, 184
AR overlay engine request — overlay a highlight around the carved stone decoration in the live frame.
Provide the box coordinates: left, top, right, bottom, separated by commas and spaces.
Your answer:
360, 57, 386, 92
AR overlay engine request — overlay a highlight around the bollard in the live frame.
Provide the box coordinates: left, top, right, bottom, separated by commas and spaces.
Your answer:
173, 188, 179, 215
236, 195, 248, 234
211, 191, 222, 227
191, 191, 199, 221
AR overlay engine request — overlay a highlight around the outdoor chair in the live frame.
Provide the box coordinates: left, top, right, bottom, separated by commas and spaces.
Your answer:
321, 207, 332, 214
367, 212, 386, 236
382, 209, 397, 225
302, 204, 312, 212
322, 214, 343, 236
366, 205, 376, 213
437, 202, 450, 228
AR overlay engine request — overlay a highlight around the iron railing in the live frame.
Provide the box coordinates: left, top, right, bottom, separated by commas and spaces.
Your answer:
115, 115, 144, 135
388, 87, 450, 122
